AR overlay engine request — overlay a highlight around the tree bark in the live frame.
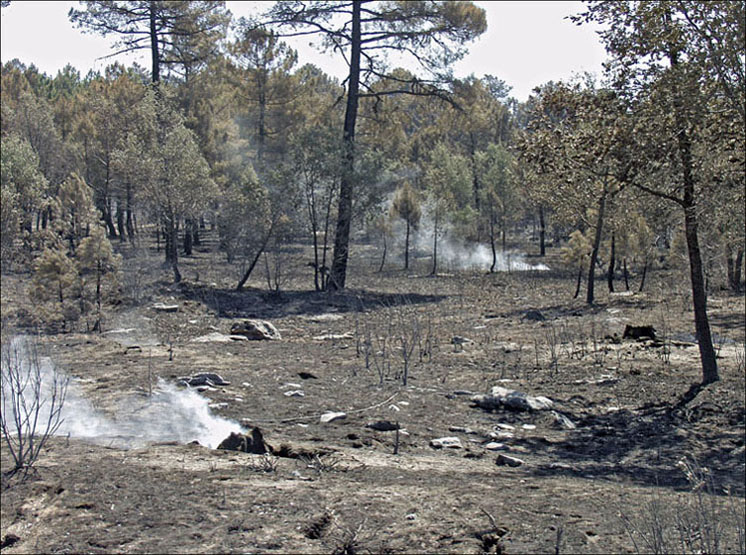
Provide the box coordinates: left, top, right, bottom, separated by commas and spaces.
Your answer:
149, 1, 160, 84
329, 0, 361, 291
404, 219, 411, 270
431, 210, 439, 276
236, 219, 275, 291
586, 180, 607, 305
574, 264, 583, 299
607, 232, 616, 292
638, 258, 648, 293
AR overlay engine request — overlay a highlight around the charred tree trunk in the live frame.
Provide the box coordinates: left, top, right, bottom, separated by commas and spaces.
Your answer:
236, 219, 276, 291
329, 0, 361, 291
623, 258, 630, 291
404, 219, 411, 271
573, 264, 583, 299
607, 232, 616, 293
586, 181, 607, 305
638, 258, 648, 293
183, 219, 193, 256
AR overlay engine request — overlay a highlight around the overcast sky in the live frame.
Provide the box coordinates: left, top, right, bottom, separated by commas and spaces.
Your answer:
0, 1, 607, 101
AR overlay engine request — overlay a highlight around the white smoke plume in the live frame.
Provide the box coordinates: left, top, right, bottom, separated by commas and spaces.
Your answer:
2, 337, 243, 449
386, 204, 550, 272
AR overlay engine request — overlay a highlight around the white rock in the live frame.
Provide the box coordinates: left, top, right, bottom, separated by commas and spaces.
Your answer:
495, 423, 515, 431
495, 454, 524, 467
521, 424, 537, 430
284, 390, 305, 397
319, 411, 347, 424
281, 382, 303, 389
430, 437, 463, 449
406, 513, 417, 521
152, 303, 179, 312
484, 442, 508, 451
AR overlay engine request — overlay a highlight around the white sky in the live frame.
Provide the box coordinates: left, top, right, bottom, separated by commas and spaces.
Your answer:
0, 1, 607, 101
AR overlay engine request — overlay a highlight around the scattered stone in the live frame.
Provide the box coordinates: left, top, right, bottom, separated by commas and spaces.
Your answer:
472, 386, 553, 412
298, 372, 318, 380
430, 437, 463, 449
152, 303, 179, 312
217, 428, 271, 454
495, 454, 524, 467
229, 335, 249, 342
521, 424, 537, 430
495, 423, 515, 431
178, 372, 230, 387
523, 309, 546, 322
302, 313, 343, 323
366, 420, 400, 432
451, 336, 474, 351
406, 513, 417, 521
192, 332, 233, 343
319, 412, 347, 424
230, 320, 281, 341
484, 442, 508, 451
389, 404, 400, 411
551, 411, 577, 430
452, 390, 475, 396
281, 382, 303, 389
489, 431, 514, 440
313, 332, 354, 341
623, 325, 657, 341
449, 426, 475, 434
284, 390, 305, 397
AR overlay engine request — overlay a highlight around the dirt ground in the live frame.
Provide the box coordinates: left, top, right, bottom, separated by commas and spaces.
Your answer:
2, 236, 745, 554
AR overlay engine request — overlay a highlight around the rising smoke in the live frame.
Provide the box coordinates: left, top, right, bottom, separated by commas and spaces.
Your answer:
2, 337, 243, 449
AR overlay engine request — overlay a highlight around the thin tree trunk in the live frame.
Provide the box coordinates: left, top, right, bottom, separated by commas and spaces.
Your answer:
329, 0, 361, 291
378, 231, 387, 273
607, 232, 616, 293
404, 219, 410, 270
149, 1, 160, 84
183, 219, 193, 256
431, 210, 438, 276
236, 220, 275, 291
489, 218, 497, 273
573, 263, 583, 299
623, 258, 629, 291
586, 181, 607, 305
638, 258, 648, 293
734, 248, 744, 292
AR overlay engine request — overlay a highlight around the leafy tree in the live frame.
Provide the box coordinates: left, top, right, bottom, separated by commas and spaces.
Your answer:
424, 143, 471, 275
261, 0, 486, 289
0, 135, 47, 263
476, 143, 519, 272
573, 0, 746, 384
77, 224, 121, 331
69, 1, 230, 83
519, 82, 633, 305
391, 181, 421, 271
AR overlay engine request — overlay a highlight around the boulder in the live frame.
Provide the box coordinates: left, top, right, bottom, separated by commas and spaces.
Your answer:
217, 427, 271, 454
472, 386, 553, 412
430, 437, 463, 449
230, 320, 281, 341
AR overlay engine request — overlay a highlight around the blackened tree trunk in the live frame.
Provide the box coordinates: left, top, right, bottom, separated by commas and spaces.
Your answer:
329, 0, 361, 291
607, 232, 616, 292
149, 1, 160, 84
586, 180, 607, 305
638, 258, 648, 293
184, 219, 193, 255
574, 264, 583, 299
404, 219, 411, 270
623, 258, 630, 291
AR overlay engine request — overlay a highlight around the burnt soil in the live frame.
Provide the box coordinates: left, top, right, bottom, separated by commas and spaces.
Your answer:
1, 239, 744, 554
